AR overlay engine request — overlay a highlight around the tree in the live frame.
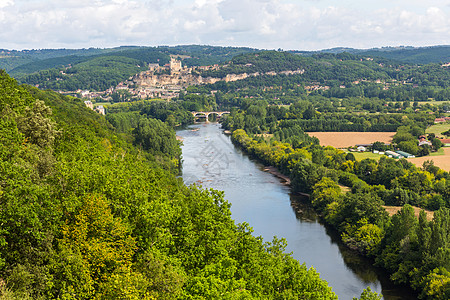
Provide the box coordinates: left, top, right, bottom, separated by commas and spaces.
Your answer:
56, 194, 139, 298
132, 117, 180, 159
17, 100, 58, 148
352, 287, 382, 300
371, 141, 387, 151
432, 138, 443, 151
311, 177, 342, 212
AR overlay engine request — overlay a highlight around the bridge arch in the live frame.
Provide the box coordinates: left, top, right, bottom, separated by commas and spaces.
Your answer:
191, 111, 230, 122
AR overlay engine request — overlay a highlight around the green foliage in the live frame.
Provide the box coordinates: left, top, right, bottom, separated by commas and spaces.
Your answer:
311, 177, 342, 211
106, 100, 193, 127
342, 219, 384, 256
0, 70, 337, 300
360, 46, 450, 64
19, 56, 148, 91
232, 115, 450, 298
132, 117, 181, 159
352, 287, 382, 300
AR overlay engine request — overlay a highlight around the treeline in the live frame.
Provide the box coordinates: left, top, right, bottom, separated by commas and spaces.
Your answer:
105, 99, 194, 128
360, 46, 450, 64
232, 129, 450, 299
279, 119, 400, 132
197, 51, 450, 107
207, 68, 450, 104
0, 70, 348, 299
202, 51, 390, 83
220, 99, 435, 135
161, 45, 258, 67
19, 56, 149, 91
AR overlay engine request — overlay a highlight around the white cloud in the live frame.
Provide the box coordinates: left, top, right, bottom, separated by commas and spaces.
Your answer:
0, 0, 13, 8
1, 0, 450, 50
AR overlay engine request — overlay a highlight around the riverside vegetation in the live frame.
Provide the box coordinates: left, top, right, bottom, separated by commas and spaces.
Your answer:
85, 49, 450, 299
200, 52, 450, 299
0, 69, 383, 299
3, 46, 450, 299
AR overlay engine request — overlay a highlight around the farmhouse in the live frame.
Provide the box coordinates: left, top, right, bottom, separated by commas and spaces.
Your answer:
418, 135, 432, 147
84, 100, 93, 110
440, 138, 450, 146
95, 105, 105, 115
357, 146, 367, 152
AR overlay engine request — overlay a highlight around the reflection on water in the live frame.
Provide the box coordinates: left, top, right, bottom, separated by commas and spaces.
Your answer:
178, 123, 417, 300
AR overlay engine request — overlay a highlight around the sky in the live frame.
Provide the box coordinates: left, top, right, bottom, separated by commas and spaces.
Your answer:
1, 0, 450, 51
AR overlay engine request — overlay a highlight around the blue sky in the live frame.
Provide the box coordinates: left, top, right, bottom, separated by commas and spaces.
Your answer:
1, 0, 450, 50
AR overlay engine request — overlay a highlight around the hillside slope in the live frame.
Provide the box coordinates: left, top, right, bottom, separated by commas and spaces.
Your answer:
0, 70, 337, 299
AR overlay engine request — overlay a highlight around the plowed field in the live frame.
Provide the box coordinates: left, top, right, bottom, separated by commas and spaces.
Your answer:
407, 147, 450, 171
307, 132, 396, 148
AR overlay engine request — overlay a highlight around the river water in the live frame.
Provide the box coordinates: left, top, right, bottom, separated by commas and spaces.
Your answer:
178, 123, 417, 300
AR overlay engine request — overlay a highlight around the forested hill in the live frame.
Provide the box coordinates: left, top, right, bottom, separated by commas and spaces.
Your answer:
199, 51, 392, 81
293, 45, 450, 64
4, 45, 450, 93
0, 47, 136, 73
1, 45, 258, 75
0, 70, 343, 299
359, 45, 450, 64
1, 46, 258, 92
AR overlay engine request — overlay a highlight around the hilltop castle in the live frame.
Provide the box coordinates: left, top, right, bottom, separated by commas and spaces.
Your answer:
169, 58, 182, 74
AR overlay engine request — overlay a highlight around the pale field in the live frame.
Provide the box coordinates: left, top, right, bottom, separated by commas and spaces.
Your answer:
407, 147, 450, 171
382, 206, 434, 221
307, 132, 396, 148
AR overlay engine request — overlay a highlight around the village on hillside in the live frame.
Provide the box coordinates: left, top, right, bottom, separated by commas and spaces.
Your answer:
76, 56, 306, 105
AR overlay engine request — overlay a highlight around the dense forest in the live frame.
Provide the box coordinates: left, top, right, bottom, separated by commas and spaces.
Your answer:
3, 45, 450, 95
292, 45, 450, 64
228, 113, 450, 299
2, 44, 450, 299
1, 70, 388, 299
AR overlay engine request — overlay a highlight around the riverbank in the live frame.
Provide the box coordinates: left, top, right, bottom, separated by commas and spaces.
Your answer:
230, 128, 426, 300
179, 123, 402, 299
263, 166, 291, 185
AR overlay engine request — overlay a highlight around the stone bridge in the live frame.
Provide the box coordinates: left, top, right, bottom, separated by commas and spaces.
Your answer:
191, 111, 230, 122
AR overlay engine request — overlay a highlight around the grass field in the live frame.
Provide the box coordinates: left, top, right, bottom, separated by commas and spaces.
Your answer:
94, 102, 111, 107
351, 152, 383, 161
426, 123, 450, 138
308, 132, 395, 148
430, 148, 445, 156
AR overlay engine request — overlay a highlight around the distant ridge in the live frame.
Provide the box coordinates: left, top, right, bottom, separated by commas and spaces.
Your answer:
291, 45, 450, 64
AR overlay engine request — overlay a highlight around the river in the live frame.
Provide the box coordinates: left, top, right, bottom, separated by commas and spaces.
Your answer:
178, 123, 417, 300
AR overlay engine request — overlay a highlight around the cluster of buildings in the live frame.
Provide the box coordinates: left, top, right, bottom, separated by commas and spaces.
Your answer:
384, 150, 415, 159
352, 145, 416, 159
76, 58, 308, 103
83, 100, 105, 115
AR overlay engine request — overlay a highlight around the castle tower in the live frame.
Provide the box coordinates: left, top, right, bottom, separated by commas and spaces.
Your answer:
170, 58, 182, 74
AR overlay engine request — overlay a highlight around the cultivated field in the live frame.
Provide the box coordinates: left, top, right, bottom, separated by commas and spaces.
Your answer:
307, 132, 396, 148
407, 147, 450, 171
383, 205, 434, 221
